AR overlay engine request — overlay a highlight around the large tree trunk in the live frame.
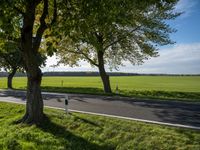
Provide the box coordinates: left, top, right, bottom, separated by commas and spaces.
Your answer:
7, 67, 17, 89
19, 0, 56, 124
20, 1, 45, 124
97, 51, 112, 93
22, 68, 44, 124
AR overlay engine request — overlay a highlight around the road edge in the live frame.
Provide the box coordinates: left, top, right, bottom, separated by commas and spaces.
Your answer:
1, 100, 200, 130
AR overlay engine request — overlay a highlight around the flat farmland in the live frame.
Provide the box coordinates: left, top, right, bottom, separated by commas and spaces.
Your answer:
0, 76, 200, 101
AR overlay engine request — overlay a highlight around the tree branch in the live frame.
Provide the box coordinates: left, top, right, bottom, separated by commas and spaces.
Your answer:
67, 48, 99, 67
81, 52, 99, 67
103, 26, 141, 50
33, 0, 49, 51
76, 46, 99, 67
50, 0, 57, 26
33, 0, 57, 51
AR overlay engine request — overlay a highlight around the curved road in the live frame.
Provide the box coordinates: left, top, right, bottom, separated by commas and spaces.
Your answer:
0, 89, 200, 130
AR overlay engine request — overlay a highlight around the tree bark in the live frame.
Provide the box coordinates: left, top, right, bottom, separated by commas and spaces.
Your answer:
22, 68, 44, 124
7, 67, 17, 89
20, 1, 45, 124
17, 0, 56, 124
97, 51, 112, 93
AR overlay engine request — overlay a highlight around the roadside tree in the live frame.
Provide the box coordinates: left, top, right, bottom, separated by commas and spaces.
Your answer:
0, 43, 23, 89
0, 0, 57, 124
56, 0, 180, 93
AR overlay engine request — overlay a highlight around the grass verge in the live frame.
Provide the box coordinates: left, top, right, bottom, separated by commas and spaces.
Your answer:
119, 90, 200, 102
0, 102, 200, 150
40, 86, 200, 102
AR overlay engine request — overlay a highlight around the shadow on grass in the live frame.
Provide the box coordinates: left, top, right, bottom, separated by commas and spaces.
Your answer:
37, 115, 114, 150
70, 113, 102, 128
10, 86, 200, 102
41, 86, 112, 96
9, 114, 113, 150
41, 86, 200, 102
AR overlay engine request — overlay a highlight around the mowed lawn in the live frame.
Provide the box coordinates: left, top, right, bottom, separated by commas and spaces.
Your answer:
0, 76, 200, 101
0, 102, 200, 150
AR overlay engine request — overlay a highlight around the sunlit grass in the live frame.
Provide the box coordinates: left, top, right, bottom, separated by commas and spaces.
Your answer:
0, 76, 200, 101
0, 102, 200, 150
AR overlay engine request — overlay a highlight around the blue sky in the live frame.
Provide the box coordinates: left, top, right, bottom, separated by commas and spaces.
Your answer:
171, 0, 200, 44
44, 0, 200, 74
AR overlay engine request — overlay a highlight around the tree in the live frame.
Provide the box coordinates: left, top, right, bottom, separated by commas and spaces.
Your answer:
0, 40, 47, 89
0, 0, 57, 124
56, 0, 180, 93
0, 42, 23, 89
0, 5, 22, 89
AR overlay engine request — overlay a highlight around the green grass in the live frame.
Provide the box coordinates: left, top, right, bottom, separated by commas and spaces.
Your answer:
0, 102, 200, 150
0, 76, 200, 101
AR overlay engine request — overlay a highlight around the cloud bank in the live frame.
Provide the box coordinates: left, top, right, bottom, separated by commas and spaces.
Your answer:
43, 43, 200, 74
119, 43, 200, 74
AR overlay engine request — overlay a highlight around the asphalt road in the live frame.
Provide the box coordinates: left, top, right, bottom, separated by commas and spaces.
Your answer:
0, 89, 200, 129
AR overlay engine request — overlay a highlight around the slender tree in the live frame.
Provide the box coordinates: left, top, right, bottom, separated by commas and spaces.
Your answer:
0, 41, 47, 89
56, 0, 180, 93
0, 4, 22, 89
0, 43, 23, 89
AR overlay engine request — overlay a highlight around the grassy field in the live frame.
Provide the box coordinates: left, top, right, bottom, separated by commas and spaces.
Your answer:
0, 76, 200, 101
0, 102, 200, 150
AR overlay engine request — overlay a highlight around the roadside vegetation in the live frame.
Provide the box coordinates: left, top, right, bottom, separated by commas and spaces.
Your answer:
0, 102, 200, 150
0, 0, 182, 124
0, 76, 200, 102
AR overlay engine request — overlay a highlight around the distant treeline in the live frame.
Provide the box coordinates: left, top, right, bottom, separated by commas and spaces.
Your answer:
0, 71, 199, 77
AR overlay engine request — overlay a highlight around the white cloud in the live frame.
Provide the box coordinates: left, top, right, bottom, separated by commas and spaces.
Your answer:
175, 0, 198, 18
120, 43, 200, 74
42, 56, 97, 72
42, 43, 200, 74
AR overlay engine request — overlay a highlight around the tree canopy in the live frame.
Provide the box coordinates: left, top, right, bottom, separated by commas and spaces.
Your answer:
0, 40, 23, 88
0, 0, 181, 123
56, 0, 180, 93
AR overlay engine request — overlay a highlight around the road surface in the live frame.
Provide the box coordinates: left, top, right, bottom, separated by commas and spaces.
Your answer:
0, 89, 200, 129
